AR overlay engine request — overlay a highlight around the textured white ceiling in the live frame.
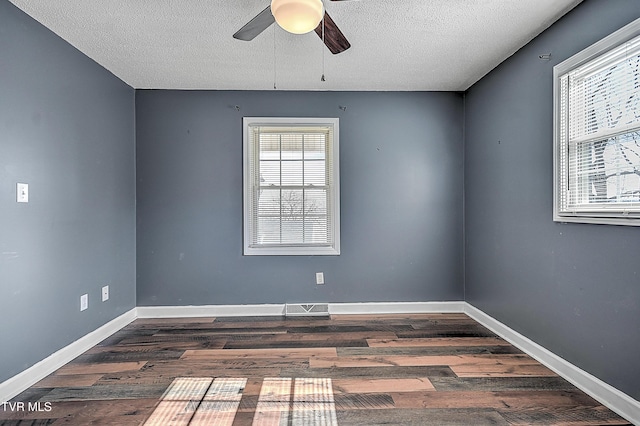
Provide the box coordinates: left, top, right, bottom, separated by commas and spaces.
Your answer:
9, 0, 583, 91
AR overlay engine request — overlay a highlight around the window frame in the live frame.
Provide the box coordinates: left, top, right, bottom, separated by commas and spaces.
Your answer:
553, 17, 640, 226
242, 117, 341, 255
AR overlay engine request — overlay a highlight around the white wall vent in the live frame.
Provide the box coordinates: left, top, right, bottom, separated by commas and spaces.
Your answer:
285, 303, 329, 317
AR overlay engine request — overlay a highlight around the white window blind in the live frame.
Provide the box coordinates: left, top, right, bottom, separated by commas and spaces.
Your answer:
554, 18, 640, 225
243, 118, 340, 255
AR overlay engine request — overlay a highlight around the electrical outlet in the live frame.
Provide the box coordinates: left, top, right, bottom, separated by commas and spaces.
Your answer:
80, 294, 88, 311
102, 285, 109, 302
316, 272, 325, 285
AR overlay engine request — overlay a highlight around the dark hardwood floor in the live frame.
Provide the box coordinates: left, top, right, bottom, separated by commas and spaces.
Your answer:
1, 314, 632, 425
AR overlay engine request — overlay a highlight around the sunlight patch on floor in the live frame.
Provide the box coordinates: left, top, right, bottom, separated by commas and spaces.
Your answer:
144, 377, 337, 426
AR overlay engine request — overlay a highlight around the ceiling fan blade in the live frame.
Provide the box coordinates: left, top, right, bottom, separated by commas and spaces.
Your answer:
233, 6, 275, 41
314, 11, 351, 54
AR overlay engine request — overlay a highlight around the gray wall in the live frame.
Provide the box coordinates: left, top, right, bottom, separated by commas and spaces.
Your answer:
465, 0, 640, 400
0, 1, 136, 383
136, 91, 464, 306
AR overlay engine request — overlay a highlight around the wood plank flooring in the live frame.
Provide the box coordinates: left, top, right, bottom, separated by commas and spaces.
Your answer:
0, 313, 632, 425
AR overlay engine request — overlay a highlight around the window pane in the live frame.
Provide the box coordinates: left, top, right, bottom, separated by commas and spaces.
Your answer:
304, 188, 327, 215
260, 135, 280, 160
304, 135, 326, 160
282, 161, 303, 186
257, 217, 281, 244
304, 216, 328, 243
282, 219, 304, 244
260, 161, 280, 186
281, 134, 302, 160
280, 189, 304, 243
304, 188, 329, 244
604, 133, 640, 202
304, 160, 326, 186
280, 189, 305, 219
258, 188, 281, 216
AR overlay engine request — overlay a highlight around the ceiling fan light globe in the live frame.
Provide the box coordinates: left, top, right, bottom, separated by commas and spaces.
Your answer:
271, 0, 324, 34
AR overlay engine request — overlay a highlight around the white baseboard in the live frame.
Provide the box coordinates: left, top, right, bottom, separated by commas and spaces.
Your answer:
464, 303, 640, 425
329, 301, 466, 315
0, 308, 137, 403
136, 304, 286, 318
136, 301, 466, 318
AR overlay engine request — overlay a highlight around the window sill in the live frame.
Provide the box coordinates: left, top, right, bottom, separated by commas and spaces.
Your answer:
553, 214, 640, 227
243, 245, 340, 256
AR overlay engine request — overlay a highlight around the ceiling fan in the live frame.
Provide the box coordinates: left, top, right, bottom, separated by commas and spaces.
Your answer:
233, 0, 354, 54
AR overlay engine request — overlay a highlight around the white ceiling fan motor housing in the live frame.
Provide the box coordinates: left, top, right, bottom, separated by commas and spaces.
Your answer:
271, 0, 324, 34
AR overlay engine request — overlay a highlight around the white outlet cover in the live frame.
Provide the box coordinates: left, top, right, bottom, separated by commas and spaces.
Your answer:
102, 285, 109, 302
80, 294, 88, 311
316, 272, 325, 285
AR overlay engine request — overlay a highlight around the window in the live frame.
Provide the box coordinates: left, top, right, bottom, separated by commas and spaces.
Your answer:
554, 18, 640, 226
243, 117, 340, 255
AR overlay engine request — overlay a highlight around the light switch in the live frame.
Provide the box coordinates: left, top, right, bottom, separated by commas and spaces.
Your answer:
17, 183, 29, 203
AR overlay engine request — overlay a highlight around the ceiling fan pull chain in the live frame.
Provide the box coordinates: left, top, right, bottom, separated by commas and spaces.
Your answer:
273, 24, 277, 89
321, 11, 326, 82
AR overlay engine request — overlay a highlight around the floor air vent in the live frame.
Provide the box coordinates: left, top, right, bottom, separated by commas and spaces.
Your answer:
285, 303, 330, 317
